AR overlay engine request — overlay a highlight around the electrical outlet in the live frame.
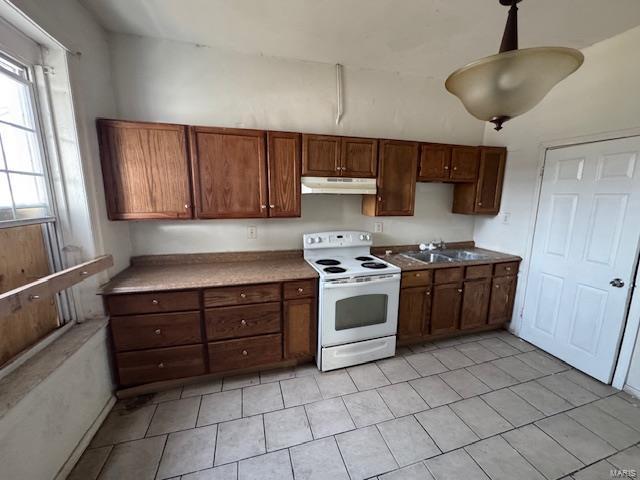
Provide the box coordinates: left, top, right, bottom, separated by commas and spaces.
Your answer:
374, 222, 383, 233
247, 226, 257, 239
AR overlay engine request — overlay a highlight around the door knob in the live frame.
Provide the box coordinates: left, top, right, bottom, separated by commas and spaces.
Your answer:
610, 278, 625, 288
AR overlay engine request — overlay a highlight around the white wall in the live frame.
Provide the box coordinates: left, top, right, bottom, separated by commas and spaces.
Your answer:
108, 33, 485, 255
474, 25, 640, 392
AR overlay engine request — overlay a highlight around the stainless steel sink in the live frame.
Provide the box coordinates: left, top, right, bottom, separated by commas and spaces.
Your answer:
440, 250, 491, 261
402, 252, 454, 264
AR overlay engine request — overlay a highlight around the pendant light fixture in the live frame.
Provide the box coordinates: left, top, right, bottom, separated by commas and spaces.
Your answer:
445, 0, 584, 131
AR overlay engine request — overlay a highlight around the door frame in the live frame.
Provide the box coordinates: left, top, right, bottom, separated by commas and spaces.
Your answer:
515, 126, 640, 389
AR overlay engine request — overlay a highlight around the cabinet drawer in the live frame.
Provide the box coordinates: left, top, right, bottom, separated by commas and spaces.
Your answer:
106, 291, 199, 316
465, 264, 493, 280
434, 267, 464, 284
208, 334, 282, 372
111, 312, 202, 352
284, 280, 316, 300
494, 262, 519, 277
401, 270, 432, 287
206, 302, 281, 340
116, 345, 205, 386
204, 283, 281, 307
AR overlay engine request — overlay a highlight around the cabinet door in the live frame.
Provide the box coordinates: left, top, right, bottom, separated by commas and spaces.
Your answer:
398, 287, 429, 341
341, 137, 378, 177
191, 127, 268, 218
460, 278, 490, 330
362, 140, 418, 216
489, 275, 516, 324
267, 132, 301, 217
450, 146, 479, 182
284, 297, 317, 359
97, 119, 192, 220
302, 134, 341, 176
418, 144, 451, 181
430, 283, 462, 335
475, 147, 506, 214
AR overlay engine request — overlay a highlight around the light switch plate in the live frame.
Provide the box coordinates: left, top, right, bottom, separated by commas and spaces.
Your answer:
374, 222, 383, 233
247, 226, 257, 239
501, 213, 511, 224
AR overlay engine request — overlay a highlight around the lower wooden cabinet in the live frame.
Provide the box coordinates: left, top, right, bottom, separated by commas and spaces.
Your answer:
460, 278, 491, 330
116, 345, 206, 387
106, 278, 318, 388
430, 283, 462, 335
398, 260, 519, 344
398, 286, 430, 340
489, 275, 517, 324
284, 297, 317, 359
208, 334, 282, 372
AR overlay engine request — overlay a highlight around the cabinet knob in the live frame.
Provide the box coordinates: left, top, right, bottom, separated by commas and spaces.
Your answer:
506, 267, 512, 271
477, 202, 483, 206
158, 362, 165, 369
297, 287, 304, 293
240, 293, 247, 299
154, 328, 161, 335
269, 204, 276, 208
152, 299, 159, 305
336, 166, 340, 171
184, 203, 190, 209
444, 166, 449, 170
453, 167, 458, 171
416, 273, 420, 277
458, 288, 463, 293
242, 350, 248, 356
377, 196, 382, 202
260, 205, 267, 209
426, 290, 431, 296
241, 319, 247, 326
495, 284, 500, 289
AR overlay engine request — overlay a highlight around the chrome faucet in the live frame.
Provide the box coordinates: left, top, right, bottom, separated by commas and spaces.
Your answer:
419, 239, 446, 251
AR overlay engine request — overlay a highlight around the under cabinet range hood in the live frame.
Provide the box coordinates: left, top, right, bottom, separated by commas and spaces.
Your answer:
301, 176, 377, 195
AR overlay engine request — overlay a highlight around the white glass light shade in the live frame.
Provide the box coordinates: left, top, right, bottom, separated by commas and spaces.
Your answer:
445, 47, 584, 127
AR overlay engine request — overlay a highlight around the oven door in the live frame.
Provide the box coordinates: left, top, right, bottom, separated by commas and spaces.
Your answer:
321, 273, 400, 347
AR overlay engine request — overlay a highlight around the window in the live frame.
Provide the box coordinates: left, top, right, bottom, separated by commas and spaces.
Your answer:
0, 52, 52, 224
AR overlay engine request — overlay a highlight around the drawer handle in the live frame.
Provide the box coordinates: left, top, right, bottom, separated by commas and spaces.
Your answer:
158, 362, 165, 369
154, 329, 161, 335
506, 267, 512, 271
240, 293, 247, 299
152, 299, 159, 305
240, 320, 247, 326
242, 350, 248, 356
416, 273, 420, 277
297, 287, 304, 293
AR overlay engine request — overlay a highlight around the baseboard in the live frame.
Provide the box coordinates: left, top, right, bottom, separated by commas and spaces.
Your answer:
623, 384, 640, 400
54, 395, 117, 480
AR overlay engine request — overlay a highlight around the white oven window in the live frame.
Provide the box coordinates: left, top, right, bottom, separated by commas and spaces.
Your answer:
335, 294, 388, 330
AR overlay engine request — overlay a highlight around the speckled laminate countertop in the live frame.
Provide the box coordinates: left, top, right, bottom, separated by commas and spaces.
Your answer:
375, 247, 522, 272
99, 251, 318, 295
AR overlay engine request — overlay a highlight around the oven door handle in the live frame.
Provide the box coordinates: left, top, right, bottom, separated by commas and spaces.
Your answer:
323, 274, 400, 289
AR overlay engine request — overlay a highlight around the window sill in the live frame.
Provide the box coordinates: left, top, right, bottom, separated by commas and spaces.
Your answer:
0, 318, 109, 422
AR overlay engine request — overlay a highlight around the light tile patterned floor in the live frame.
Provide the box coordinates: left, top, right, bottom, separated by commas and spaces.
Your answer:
69, 330, 640, 480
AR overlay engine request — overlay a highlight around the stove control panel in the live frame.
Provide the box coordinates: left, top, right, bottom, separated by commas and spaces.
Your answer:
303, 231, 373, 250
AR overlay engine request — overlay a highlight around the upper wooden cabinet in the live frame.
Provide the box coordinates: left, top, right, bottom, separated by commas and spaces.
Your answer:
362, 140, 418, 216
97, 119, 193, 220
450, 146, 479, 182
267, 132, 301, 217
418, 143, 451, 181
418, 144, 478, 183
452, 147, 506, 215
302, 134, 377, 178
190, 126, 268, 219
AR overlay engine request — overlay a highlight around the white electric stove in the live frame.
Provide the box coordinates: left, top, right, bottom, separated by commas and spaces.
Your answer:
303, 231, 401, 371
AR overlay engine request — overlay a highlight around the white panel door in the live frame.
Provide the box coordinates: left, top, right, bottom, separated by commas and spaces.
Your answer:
522, 136, 640, 383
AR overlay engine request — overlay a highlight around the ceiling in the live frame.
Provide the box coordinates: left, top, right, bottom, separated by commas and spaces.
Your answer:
80, 0, 640, 79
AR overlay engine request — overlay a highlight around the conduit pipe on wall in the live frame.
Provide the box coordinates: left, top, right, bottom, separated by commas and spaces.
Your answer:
335, 63, 343, 125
